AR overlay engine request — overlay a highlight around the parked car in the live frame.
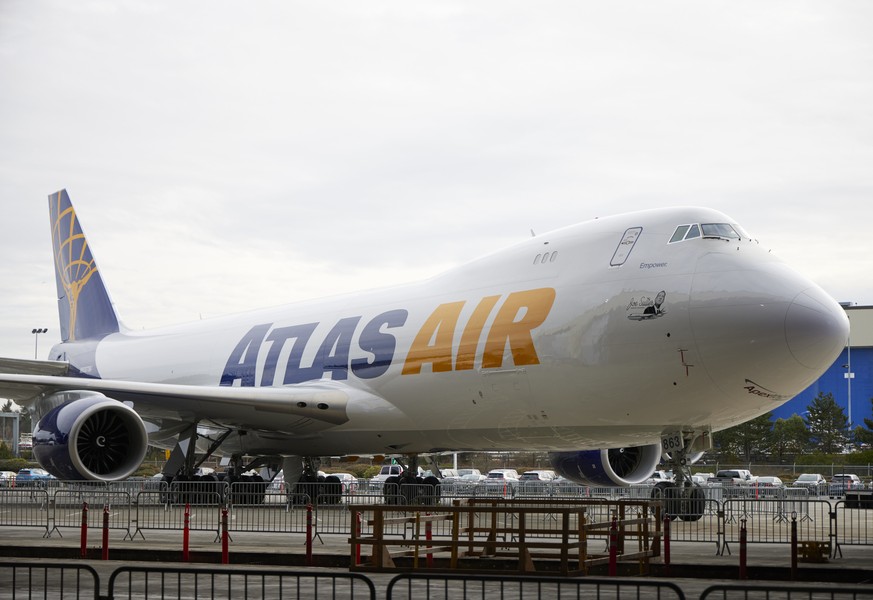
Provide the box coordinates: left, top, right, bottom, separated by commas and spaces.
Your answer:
708, 469, 755, 486
484, 469, 520, 496
690, 474, 710, 486
755, 476, 783, 487
15, 468, 53, 487
830, 474, 862, 497
518, 469, 556, 494
0, 471, 16, 487
753, 476, 783, 497
646, 470, 674, 485
792, 473, 827, 495
455, 468, 484, 481
459, 472, 488, 483
371, 464, 406, 484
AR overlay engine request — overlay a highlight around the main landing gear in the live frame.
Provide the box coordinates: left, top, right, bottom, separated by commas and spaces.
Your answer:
382, 456, 441, 505
652, 429, 711, 522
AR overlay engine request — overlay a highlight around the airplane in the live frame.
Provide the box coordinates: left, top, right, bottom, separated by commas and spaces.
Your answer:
0, 189, 849, 519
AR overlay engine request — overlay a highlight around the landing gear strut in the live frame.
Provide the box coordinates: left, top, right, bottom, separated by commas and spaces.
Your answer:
653, 429, 711, 522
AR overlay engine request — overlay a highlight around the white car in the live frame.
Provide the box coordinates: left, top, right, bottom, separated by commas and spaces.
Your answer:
830, 474, 862, 496
792, 473, 827, 495
0, 471, 16, 487
484, 469, 520, 495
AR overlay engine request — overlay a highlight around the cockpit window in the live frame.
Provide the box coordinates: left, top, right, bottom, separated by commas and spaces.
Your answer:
669, 223, 701, 243
670, 222, 743, 243
669, 225, 689, 243
701, 223, 741, 239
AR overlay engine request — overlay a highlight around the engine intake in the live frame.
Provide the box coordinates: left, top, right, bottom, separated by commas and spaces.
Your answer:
33, 393, 149, 481
549, 444, 661, 487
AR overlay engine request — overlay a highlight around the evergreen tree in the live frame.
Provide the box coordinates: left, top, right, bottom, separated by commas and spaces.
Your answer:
771, 414, 810, 460
804, 392, 849, 454
861, 397, 873, 445
712, 412, 773, 461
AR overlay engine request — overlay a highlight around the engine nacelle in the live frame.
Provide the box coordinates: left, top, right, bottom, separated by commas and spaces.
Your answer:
549, 444, 662, 487
33, 393, 149, 481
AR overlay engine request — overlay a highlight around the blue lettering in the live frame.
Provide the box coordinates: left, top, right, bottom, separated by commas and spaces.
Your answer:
220, 324, 272, 387
261, 323, 318, 386
301, 317, 361, 382
351, 310, 408, 379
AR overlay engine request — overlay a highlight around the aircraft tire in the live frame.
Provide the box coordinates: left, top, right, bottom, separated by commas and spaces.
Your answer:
678, 486, 705, 521
321, 475, 342, 505
383, 476, 401, 505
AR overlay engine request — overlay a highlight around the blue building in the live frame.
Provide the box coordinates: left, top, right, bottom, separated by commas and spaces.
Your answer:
773, 305, 873, 428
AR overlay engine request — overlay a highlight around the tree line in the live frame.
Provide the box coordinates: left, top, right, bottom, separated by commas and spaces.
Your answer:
713, 392, 873, 463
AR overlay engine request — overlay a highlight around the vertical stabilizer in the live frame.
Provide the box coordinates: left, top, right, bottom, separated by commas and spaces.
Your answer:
49, 190, 120, 342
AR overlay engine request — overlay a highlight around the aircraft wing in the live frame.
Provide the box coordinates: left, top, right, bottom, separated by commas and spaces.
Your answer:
0, 357, 71, 377
0, 366, 354, 428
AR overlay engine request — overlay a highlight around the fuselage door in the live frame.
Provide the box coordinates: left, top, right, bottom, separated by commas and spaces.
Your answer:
610, 227, 642, 266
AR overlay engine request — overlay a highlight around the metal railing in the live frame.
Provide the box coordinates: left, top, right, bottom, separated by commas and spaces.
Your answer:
8, 562, 871, 600
107, 566, 377, 600
386, 574, 686, 600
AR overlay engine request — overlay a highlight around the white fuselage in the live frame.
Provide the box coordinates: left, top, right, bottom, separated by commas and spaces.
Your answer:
53, 206, 849, 457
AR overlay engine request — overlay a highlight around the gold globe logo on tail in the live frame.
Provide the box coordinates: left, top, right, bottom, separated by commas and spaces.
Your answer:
51, 191, 98, 342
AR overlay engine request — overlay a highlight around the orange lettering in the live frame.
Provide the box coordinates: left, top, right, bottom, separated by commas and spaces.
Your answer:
401, 301, 465, 375
481, 288, 556, 369
455, 295, 500, 371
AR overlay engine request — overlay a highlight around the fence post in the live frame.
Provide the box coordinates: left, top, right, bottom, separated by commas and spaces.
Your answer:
663, 515, 671, 577
183, 503, 190, 562
306, 503, 313, 566
102, 505, 110, 560
221, 507, 229, 564
426, 513, 434, 568
739, 518, 747, 580
80, 502, 88, 559
354, 511, 362, 566
608, 514, 618, 576
790, 511, 798, 579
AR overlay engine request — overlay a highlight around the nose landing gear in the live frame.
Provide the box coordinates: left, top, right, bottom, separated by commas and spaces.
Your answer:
652, 429, 711, 521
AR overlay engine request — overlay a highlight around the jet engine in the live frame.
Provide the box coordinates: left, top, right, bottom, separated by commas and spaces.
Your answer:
549, 444, 661, 487
32, 393, 149, 481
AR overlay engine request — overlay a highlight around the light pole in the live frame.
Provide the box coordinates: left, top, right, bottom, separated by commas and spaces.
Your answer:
842, 333, 854, 430
31, 328, 48, 360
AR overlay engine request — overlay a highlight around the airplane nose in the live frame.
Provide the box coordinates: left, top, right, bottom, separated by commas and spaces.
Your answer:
689, 256, 849, 400
785, 286, 849, 370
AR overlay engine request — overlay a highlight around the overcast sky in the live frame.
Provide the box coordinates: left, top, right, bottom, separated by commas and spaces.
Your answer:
1, 1, 871, 361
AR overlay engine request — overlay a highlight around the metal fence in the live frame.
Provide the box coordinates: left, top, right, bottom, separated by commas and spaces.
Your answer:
0, 562, 99, 600
386, 574, 686, 600
4, 563, 872, 600
107, 567, 377, 600
1, 481, 871, 558
700, 584, 873, 600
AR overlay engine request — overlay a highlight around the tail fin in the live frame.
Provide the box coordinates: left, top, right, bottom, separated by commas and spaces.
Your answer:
49, 189, 121, 342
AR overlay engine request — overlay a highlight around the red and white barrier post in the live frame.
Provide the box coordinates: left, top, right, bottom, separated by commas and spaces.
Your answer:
79, 502, 88, 559
183, 503, 191, 562
221, 507, 229, 564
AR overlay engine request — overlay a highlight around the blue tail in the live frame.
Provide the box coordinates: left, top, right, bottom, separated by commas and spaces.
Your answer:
49, 189, 120, 342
